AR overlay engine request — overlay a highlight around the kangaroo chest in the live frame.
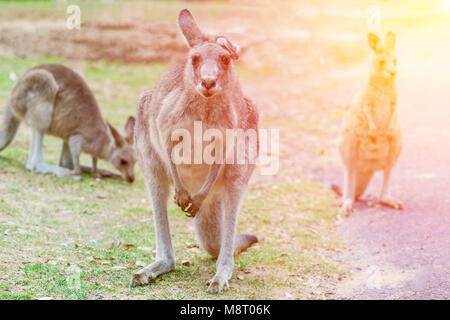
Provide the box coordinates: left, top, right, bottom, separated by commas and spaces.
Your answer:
173, 120, 229, 194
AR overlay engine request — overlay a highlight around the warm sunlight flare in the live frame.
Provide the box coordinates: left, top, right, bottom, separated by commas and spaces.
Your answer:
0, 0, 448, 306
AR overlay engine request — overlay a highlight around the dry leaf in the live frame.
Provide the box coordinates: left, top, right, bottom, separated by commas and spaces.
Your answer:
119, 243, 135, 249
35, 296, 54, 300
237, 275, 244, 280
285, 292, 293, 298
181, 260, 191, 266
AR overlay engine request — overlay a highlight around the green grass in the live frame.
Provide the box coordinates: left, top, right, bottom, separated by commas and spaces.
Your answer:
0, 53, 345, 299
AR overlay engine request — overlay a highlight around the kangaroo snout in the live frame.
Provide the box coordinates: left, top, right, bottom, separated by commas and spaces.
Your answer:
201, 78, 216, 90
198, 77, 220, 98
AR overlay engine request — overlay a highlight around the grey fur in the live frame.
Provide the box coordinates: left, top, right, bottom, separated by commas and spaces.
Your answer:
0, 64, 136, 181
131, 9, 259, 293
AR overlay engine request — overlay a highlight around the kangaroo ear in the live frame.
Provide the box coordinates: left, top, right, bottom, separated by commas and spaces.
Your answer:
216, 36, 240, 60
368, 32, 382, 53
107, 122, 125, 147
178, 9, 208, 48
385, 31, 396, 51
124, 116, 135, 145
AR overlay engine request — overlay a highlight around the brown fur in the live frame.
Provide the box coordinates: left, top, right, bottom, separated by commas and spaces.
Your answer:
338, 31, 403, 213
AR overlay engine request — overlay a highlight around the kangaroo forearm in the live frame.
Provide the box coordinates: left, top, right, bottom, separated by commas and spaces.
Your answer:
388, 108, 397, 130
169, 159, 186, 191
363, 105, 376, 130
195, 163, 222, 198
166, 143, 187, 190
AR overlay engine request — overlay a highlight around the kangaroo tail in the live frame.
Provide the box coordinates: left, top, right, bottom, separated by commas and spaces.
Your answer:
0, 101, 21, 152
234, 234, 258, 256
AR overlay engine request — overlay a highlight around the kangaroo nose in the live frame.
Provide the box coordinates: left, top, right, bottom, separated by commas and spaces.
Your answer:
201, 79, 216, 90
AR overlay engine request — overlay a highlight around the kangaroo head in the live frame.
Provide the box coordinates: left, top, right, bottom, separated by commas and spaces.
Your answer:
107, 116, 136, 183
368, 31, 397, 79
178, 9, 240, 99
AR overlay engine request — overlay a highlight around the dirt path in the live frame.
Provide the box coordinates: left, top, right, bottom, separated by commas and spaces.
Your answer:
325, 29, 450, 299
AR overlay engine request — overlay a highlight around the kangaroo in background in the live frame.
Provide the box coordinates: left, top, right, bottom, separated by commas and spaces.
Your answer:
0, 64, 137, 182
335, 31, 403, 214
132, 9, 258, 293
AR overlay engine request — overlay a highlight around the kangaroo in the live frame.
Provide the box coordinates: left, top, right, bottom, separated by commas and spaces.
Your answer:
131, 9, 259, 293
335, 31, 403, 214
0, 64, 136, 182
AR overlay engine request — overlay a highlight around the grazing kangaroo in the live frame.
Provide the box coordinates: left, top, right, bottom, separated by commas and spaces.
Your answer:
132, 9, 259, 293
335, 31, 402, 214
0, 64, 136, 182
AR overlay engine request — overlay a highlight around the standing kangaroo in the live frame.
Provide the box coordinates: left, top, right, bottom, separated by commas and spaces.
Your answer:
336, 31, 403, 214
132, 9, 259, 293
0, 64, 136, 182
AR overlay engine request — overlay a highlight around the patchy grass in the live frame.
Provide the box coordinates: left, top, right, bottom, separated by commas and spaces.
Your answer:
0, 56, 345, 300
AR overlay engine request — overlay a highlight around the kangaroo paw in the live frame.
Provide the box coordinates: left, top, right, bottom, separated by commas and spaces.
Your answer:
342, 198, 354, 216
174, 187, 191, 212
206, 274, 229, 294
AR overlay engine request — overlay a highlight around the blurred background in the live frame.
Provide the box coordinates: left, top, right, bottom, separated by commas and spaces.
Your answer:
1, 0, 449, 184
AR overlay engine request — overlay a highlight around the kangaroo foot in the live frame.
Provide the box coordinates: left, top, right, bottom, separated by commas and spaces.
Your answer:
206, 274, 229, 294
380, 196, 403, 210
342, 198, 354, 216
130, 259, 175, 288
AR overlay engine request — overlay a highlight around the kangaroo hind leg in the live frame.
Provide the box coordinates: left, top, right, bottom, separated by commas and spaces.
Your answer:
206, 185, 256, 294
131, 155, 175, 287
25, 102, 69, 177
354, 170, 374, 201
59, 141, 74, 169
379, 167, 403, 209
194, 196, 224, 259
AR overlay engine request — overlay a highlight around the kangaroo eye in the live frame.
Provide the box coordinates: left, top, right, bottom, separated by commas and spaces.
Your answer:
221, 56, 230, 66
191, 55, 200, 66
120, 159, 128, 166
